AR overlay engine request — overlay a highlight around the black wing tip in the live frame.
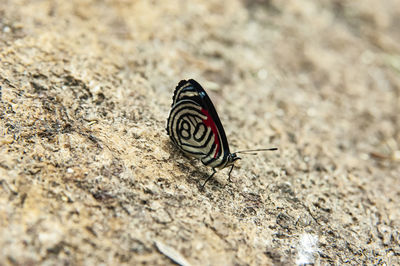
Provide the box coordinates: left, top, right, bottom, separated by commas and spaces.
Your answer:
187, 79, 203, 89
177, 79, 188, 87
177, 79, 201, 89
172, 79, 201, 105
176, 79, 202, 89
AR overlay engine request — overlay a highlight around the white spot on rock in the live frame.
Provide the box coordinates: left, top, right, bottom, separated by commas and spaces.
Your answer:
296, 233, 318, 265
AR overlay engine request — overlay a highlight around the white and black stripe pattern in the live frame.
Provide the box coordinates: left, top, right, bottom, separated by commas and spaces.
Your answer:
167, 79, 232, 169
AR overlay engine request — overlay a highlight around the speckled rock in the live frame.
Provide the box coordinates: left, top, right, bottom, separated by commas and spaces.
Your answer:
1, 0, 399, 265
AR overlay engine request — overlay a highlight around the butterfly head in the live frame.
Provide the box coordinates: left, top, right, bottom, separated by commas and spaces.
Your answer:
226, 153, 241, 167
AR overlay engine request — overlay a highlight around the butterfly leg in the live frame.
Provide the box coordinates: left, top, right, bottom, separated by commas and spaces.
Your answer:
201, 168, 216, 190
227, 164, 235, 183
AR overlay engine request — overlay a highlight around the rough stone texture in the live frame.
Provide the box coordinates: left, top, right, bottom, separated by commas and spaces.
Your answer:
1, 0, 399, 265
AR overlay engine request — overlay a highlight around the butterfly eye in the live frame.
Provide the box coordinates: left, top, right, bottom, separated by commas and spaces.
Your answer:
233, 155, 241, 162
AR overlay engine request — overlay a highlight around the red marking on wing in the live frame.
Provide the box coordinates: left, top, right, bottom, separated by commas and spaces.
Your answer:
201, 108, 220, 158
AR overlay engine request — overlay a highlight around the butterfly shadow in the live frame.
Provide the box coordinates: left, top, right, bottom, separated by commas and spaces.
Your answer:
177, 159, 238, 191
163, 140, 237, 190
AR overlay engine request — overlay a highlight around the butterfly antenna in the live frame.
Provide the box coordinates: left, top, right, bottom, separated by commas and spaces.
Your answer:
235, 148, 278, 155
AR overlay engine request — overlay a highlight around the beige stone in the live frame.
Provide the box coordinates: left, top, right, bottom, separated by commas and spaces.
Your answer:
0, 0, 399, 264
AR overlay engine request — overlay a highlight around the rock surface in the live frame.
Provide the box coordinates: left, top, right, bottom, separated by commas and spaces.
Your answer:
1, 0, 399, 265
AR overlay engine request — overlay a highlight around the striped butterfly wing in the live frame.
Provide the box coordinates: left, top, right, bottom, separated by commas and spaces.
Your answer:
167, 79, 231, 169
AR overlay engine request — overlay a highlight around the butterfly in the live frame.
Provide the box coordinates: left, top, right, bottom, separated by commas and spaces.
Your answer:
167, 79, 277, 189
